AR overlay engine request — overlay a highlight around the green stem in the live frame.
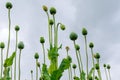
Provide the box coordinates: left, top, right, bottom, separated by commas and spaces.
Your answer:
97, 60, 102, 80
70, 65, 73, 80
36, 59, 38, 80
73, 41, 81, 74
53, 15, 57, 47
18, 49, 22, 80
66, 49, 72, 80
6, 9, 11, 59
31, 72, 33, 80
38, 66, 42, 78
91, 48, 95, 79
78, 50, 83, 71
42, 43, 46, 64
11, 66, 12, 80
97, 70, 102, 80
46, 12, 51, 46
104, 67, 108, 80
108, 69, 111, 80
84, 36, 88, 79
68, 68, 70, 80
14, 31, 18, 80
50, 25, 53, 46
73, 69, 76, 76
0, 49, 3, 78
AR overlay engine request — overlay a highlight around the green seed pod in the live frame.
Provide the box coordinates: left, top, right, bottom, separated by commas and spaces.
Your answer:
40, 37, 45, 43
69, 32, 78, 41
49, 19, 54, 25
72, 64, 77, 69
67, 56, 72, 63
95, 76, 98, 79
31, 70, 33, 73
82, 28, 87, 36
75, 44, 80, 50
18, 41, 24, 50
103, 64, 106, 67
37, 62, 40, 67
42, 5, 48, 12
50, 7, 56, 15
89, 42, 94, 48
88, 76, 93, 80
6, 2, 12, 9
34, 52, 39, 59
94, 53, 100, 59
107, 64, 111, 69
15, 25, 20, 31
95, 63, 99, 70
60, 24, 65, 30
0, 42, 5, 49
65, 46, 70, 52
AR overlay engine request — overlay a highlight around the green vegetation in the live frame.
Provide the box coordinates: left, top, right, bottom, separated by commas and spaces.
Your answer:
0, 2, 112, 80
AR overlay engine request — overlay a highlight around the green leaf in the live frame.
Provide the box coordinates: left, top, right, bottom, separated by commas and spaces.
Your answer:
4, 52, 16, 67
51, 56, 72, 80
48, 47, 58, 74
42, 64, 51, 80
88, 67, 95, 78
80, 70, 86, 80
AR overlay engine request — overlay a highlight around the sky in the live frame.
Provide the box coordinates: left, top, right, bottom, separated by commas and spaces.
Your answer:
0, 0, 120, 80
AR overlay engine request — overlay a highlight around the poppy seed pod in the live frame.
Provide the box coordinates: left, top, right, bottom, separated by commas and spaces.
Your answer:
31, 70, 33, 73
49, 19, 54, 25
103, 64, 106, 67
67, 56, 72, 63
82, 28, 87, 36
72, 64, 77, 69
107, 65, 111, 69
42, 5, 48, 12
40, 37, 45, 43
94, 53, 100, 59
89, 42, 94, 48
95, 76, 98, 79
95, 63, 99, 70
0, 42, 5, 49
15, 25, 20, 31
65, 46, 70, 51
69, 32, 78, 41
75, 44, 80, 50
50, 7, 56, 15
34, 52, 39, 59
60, 24, 65, 30
6, 2, 12, 9
18, 41, 24, 50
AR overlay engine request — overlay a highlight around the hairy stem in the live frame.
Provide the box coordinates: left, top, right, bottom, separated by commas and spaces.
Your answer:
84, 36, 88, 79
36, 59, 38, 80
104, 67, 108, 80
91, 48, 95, 79
18, 50, 22, 80
73, 41, 81, 74
42, 43, 46, 64
0, 49, 3, 78
78, 50, 83, 71
6, 9, 11, 59
108, 69, 111, 80
14, 31, 18, 80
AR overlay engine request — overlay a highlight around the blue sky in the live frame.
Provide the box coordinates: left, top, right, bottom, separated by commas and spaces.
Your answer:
0, 0, 120, 80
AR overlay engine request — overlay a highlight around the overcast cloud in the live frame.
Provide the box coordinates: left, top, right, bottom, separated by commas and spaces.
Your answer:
0, 0, 120, 80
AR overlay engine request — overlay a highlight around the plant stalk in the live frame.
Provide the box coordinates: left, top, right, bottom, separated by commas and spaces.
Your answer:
6, 9, 11, 59
84, 36, 88, 80
18, 49, 22, 80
